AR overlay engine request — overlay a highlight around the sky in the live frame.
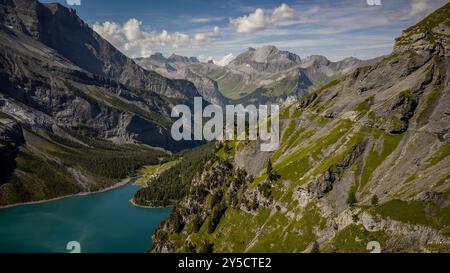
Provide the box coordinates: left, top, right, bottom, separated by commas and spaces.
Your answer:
40, 0, 448, 62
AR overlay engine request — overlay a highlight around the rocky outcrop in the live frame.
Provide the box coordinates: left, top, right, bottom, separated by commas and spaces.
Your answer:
394, 3, 450, 56
152, 156, 253, 253
309, 141, 367, 198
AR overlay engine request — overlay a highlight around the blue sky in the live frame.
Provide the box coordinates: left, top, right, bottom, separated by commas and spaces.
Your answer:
41, 0, 448, 62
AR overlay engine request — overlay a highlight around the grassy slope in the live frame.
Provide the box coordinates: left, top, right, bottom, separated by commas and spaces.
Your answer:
135, 160, 180, 186
161, 70, 449, 252
201, 65, 310, 102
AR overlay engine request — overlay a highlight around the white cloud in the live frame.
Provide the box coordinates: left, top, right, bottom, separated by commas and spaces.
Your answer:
91, 1, 442, 62
230, 3, 295, 33
272, 4, 295, 22
189, 16, 226, 24
123, 19, 143, 41
66, 0, 81, 6
409, 0, 432, 18
230, 8, 269, 33
194, 33, 207, 42
190, 18, 214, 24
93, 19, 209, 57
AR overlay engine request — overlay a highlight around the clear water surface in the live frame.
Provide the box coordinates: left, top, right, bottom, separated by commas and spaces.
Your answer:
0, 184, 171, 253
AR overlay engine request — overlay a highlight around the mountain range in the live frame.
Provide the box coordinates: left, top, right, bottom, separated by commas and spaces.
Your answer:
135, 45, 374, 107
138, 3, 450, 253
135, 53, 227, 106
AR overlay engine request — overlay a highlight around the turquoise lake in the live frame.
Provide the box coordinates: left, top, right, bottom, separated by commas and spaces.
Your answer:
0, 184, 171, 253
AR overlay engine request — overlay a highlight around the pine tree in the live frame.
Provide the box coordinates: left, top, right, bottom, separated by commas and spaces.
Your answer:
266, 158, 280, 182
311, 241, 320, 253
347, 189, 357, 207
224, 141, 231, 152
371, 195, 379, 206
266, 158, 273, 176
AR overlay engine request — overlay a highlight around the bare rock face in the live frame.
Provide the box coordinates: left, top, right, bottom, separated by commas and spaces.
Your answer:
394, 4, 450, 56
0, 0, 203, 152
0, 115, 24, 185
0, 116, 24, 145
0, 0, 200, 101
179, 67, 227, 106
309, 141, 367, 199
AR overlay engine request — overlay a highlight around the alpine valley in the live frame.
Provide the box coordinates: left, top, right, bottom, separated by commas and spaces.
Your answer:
140, 3, 450, 253
0, 0, 449, 253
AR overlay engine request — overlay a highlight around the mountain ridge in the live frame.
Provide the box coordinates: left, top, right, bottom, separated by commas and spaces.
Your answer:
0, 0, 201, 101
0, 0, 202, 206
135, 46, 366, 106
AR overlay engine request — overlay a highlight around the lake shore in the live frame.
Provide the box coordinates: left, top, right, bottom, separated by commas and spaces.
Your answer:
0, 177, 135, 210
129, 198, 173, 209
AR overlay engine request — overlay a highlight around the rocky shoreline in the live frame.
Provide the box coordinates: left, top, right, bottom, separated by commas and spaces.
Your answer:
129, 197, 173, 209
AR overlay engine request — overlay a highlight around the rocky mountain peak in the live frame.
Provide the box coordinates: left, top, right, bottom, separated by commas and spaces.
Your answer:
394, 2, 450, 55
336, 57, 362, 68
1, 0, 85, 39
140, 52, 167, 63
301, 55, 330, 67
167, 54, 199, 63
229, 45, 301, 73
189, 57, 199, 63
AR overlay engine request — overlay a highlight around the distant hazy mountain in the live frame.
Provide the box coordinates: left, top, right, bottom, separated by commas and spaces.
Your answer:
135, 45, 368, 107
185, 46, 368, 106
135, 45, 369, 107
135, 54, 227, 106
167, 54, 200, 64
228, 45, 302, 74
